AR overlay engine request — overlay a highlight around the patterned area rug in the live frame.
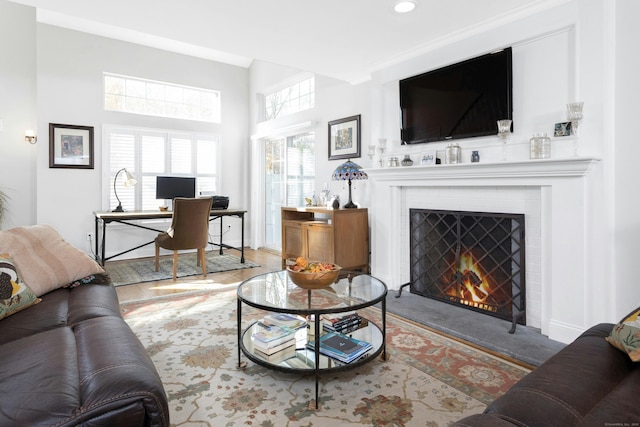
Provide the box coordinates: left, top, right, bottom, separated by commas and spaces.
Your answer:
121, 289, 530, 426
106, 252, 259, 286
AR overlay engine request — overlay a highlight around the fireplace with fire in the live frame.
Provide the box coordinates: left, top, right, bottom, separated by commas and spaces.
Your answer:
406, 209, 526, 330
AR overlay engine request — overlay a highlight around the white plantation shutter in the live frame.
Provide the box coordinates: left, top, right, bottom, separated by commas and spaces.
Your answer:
105, 127, 219, 211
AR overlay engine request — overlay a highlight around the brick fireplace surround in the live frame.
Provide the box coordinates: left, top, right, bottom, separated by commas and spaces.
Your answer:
367, 157, 599, 344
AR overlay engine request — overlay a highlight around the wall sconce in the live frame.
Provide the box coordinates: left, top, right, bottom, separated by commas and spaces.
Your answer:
25, 130, 37, 144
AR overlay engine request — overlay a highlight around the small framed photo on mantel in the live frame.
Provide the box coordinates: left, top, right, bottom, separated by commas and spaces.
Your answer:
49, 123, 94, 169
328, 114, 361, 160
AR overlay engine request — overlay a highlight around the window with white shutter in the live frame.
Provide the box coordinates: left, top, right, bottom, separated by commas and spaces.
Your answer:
105, 127, 219, 211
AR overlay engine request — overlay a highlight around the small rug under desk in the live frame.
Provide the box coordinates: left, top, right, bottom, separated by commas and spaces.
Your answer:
105, 251, 259, 286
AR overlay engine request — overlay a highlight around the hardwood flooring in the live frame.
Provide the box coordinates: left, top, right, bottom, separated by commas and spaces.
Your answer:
115, 248, 282, 303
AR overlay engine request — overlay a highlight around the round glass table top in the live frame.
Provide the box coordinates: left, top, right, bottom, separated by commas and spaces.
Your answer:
237, 270, 387, 315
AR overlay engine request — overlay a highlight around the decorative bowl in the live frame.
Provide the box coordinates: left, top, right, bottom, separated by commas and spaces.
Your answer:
286, 262, 341, 289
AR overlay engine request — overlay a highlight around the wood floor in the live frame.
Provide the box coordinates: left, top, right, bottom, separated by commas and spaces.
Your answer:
115, 248, 282, 303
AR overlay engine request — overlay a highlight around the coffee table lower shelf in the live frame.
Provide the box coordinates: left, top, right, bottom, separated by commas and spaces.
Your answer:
238, 321, 385, 409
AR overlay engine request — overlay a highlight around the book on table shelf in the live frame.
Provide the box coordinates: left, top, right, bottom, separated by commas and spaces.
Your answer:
322, 313, 368, 334
307, 331, 372, 364
251, 323, 297, 348
262, 313, 307, 329
254, 343, 296, 363
252, 336, 297, 354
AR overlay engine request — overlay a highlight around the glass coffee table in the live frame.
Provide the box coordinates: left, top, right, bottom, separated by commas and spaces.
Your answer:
237, 270, 387, 409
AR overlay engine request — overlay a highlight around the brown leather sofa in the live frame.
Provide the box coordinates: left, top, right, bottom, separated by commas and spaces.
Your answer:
0, 275, 169, 426
453, 323, 640, 426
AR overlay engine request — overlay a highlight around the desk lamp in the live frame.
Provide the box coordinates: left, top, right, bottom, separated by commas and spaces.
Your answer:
112, 168, 137, 212
331, 159, 368, 209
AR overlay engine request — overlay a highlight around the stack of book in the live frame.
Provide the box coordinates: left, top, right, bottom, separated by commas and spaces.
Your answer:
251, 323, 297, 362
322, 312, 367, 334
306, 331, 372, 363
261, 313, 307, 330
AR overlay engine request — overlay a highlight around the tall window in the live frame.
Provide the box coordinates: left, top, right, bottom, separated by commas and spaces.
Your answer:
105, 127, 219, 211
104, 73, 221, 123
264, 132, 315, 250
264, 76, 315, 120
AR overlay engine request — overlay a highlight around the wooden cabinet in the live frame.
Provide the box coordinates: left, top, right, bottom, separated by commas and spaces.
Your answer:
281, 207, 369, 272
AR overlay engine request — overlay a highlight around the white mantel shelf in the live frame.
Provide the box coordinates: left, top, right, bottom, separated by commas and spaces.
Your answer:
365, 157, 600, 181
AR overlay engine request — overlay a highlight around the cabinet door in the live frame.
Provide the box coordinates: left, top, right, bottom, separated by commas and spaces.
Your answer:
282, 220, 304, 261
303, 222, 333, 262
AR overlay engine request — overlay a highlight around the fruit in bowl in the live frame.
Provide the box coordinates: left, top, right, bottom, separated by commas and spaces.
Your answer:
286, 257, 341, 289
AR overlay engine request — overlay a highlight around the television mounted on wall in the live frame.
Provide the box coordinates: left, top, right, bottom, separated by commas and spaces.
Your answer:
155, 176, 196, 200
400, 47, 513, 144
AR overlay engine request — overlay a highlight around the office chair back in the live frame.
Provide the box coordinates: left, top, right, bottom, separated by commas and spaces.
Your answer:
155, 197, 213, 279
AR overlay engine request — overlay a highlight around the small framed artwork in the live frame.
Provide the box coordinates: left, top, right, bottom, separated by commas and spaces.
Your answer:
420, 150, 437, 165
328, 114, 361, 160
554, 122, 572, 137
49, 123, 94, 169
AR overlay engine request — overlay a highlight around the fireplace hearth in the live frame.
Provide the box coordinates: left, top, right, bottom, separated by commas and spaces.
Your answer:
399, 209, 526, 332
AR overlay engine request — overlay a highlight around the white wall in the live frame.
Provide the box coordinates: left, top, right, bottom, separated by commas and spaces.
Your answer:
0, 1, 37, 228
34, 24, 249, 256
613, 0, 640, 319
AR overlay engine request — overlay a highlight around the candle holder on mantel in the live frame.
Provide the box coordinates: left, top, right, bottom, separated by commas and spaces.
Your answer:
377, 138, 387, 167
497, 119, 512, 161
367, 144, 376, 166
567, 102, 583, 156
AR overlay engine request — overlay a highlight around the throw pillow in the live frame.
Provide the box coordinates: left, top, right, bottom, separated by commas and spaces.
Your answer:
0, 225, 105, 297
606, 307, 640, 362
0, 254, 40, 319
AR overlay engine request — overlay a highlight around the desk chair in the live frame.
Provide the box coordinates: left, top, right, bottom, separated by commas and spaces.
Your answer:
155, 197, 213, 280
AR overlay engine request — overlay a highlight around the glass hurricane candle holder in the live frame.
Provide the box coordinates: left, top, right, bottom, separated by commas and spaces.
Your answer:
497, 119, 512, 161
367, 144, 377, 165
567, 102, 584, 156
377, 138, 387, 167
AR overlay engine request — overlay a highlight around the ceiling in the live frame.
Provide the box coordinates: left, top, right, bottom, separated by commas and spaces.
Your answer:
10, 0, 565, 83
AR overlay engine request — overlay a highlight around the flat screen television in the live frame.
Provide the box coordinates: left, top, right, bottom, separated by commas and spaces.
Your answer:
400, 47, 513, 144
155, 176, 196, 200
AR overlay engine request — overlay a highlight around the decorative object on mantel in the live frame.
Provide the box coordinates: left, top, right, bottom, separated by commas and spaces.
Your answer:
387, 156, 399, 167
554, 122, 572, 137
421, 150, 436, 165
445, 143, 461, 164
328, 115, 361, 160
471, 150, 480, 163
377, 138, 387, 167
567, 101, 584, 156
401, 154, 413, 166
367, 144, 376, 166
497, 119, 512, 161
530, 132, 551, 159
332, 159, 367, 209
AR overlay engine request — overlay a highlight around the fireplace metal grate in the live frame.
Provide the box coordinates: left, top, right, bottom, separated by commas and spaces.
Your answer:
407, 209, 526, 330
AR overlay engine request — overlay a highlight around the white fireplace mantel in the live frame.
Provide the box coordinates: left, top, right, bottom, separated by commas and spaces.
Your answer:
364, 157, 599, 182
366, 156, 601, 344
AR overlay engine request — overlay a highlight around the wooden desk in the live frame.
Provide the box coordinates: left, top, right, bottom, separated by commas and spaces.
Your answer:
93, 209, 246, 266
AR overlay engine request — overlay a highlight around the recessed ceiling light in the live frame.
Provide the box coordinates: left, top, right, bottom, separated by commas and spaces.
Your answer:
394, 0, 416, 13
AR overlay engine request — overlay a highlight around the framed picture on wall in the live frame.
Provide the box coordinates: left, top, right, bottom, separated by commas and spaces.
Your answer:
328, 115, 361, 160
49, 123, 94, 169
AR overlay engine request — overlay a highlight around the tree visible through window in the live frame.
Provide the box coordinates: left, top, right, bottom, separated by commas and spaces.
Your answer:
264, 132, 315, 250
264, 77, 315, 120
104, 73, 221, 123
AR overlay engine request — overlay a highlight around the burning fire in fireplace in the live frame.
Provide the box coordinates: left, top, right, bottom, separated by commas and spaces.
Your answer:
445, 253, 498, 313
407, 208, 526, 330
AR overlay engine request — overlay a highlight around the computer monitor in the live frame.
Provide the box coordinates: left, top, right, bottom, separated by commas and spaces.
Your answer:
155, 176, 196, 200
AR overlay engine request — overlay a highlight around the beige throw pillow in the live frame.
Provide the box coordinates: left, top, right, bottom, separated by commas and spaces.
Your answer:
0, 225, 105, 296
